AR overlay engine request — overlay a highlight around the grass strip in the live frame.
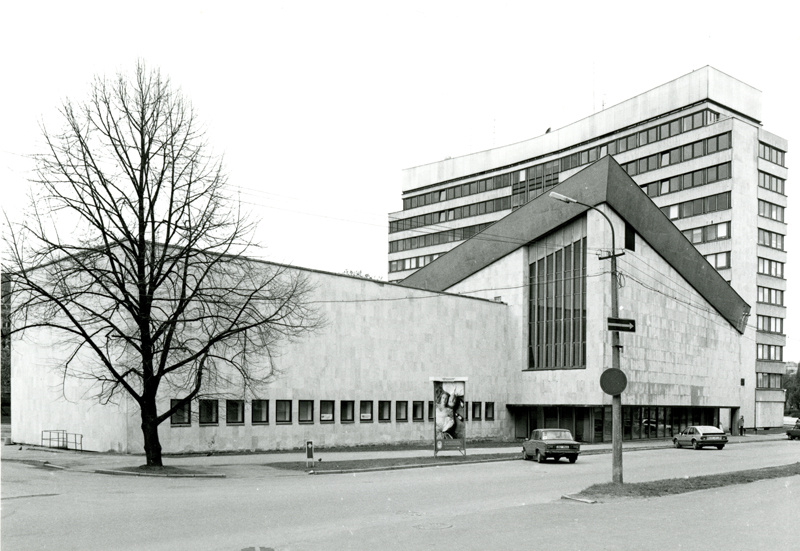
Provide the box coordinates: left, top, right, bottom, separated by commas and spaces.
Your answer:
575, 462, 800, 499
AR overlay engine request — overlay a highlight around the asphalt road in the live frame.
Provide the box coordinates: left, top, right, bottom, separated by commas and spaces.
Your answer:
2, 440, 798, 550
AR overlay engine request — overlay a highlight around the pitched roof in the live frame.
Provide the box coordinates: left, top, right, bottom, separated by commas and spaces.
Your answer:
399, 155, 750, 333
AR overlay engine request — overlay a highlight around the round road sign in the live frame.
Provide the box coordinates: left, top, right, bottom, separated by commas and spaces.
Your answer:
600, 368, 627, 395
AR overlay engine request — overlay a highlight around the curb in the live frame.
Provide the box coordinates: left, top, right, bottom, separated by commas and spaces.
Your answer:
561, 494, 597, 504
2, 458, 68, 470
92, 469, 226, 478
3, 435, 789, 477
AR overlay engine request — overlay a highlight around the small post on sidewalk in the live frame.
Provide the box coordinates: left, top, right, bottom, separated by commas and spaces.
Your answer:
305, 441, 313, 469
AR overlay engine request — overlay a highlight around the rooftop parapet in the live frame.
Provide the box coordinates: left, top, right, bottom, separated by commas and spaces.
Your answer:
402, 66, 761, 192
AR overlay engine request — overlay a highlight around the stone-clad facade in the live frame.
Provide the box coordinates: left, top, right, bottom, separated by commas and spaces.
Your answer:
9, 155, 756, 453
390, 67, 787, 431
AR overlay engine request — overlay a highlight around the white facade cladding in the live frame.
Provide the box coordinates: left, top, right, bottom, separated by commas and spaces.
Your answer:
11, 268, 515, 453
8, 155, 762, 454
390, 66, 787, 431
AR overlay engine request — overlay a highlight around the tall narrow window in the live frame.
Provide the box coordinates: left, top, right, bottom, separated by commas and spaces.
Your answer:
529, 235, 586, 369
379, 400, 391, 422
276, 400, 292, 423
485, 402, 495, 421
472, 402, 482, 420
226, 400, 244, 425
320, 400, 334, 423
199, 399, 218, 425
624, 223, 635, 251
396, 401, 408, 422
412, 401, 424, 421
252, 400, 269, 424
299, 400, 314, 423
341, 401, 355, 423
360, 401, 373, 422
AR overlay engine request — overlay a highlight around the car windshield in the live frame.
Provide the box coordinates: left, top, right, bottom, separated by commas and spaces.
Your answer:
541, 430, 571, 440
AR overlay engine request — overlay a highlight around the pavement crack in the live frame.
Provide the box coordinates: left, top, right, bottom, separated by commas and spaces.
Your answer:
2, 493, 61, 501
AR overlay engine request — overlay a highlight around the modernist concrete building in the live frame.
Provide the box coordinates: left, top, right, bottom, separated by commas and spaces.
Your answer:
389, 66, 787, 430
9, 156, 757, 453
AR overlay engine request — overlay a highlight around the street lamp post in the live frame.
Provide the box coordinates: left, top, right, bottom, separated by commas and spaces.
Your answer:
549, 191, 624, 484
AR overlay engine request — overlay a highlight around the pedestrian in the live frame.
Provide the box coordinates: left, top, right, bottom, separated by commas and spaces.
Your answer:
739, 415, 745, 436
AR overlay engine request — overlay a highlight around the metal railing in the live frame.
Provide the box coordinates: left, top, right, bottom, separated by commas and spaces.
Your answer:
41, 429, 83, 451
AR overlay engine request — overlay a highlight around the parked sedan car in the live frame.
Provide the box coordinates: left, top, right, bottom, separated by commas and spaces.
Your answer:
672, 425, 727, 450
522, 428, 581, 463
787, 420, 800, 440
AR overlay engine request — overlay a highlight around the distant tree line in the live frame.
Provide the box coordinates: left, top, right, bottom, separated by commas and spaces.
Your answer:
784, 368, 800, 415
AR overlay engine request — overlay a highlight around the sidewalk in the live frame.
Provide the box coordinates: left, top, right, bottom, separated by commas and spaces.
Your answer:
1, 431, 789, 478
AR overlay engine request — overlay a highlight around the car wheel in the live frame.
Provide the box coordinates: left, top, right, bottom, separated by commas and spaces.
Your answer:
536, 450, 545, 463
673, 439, 681, 448
716, 445, 724, 450
692, 440, 700, 450
568, 456, 577, 463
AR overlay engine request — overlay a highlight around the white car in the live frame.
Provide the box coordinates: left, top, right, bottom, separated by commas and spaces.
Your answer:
672, 425, 727, 450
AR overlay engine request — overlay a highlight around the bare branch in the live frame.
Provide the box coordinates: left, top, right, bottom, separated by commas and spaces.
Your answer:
2, 61, 320, 466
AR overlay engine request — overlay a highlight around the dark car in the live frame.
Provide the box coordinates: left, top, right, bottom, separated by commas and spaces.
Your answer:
787, 420, 800, 440
672, 425, 727, 450
522, 428, 581, 463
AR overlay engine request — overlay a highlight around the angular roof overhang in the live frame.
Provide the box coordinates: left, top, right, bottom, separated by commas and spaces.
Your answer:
399, 155, 750, 334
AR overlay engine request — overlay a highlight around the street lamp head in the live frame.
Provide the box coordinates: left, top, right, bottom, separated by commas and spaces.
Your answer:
549, 191, 578, 204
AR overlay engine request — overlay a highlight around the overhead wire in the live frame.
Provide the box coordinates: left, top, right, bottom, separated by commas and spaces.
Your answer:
63, 180, 790, 349
222, 182, 626, 255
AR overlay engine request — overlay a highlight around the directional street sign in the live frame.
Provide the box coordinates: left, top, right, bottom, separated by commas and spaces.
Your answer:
607, 317, 636, 332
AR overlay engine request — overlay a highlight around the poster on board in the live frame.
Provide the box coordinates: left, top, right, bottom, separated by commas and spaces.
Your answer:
431, 377, 467, 457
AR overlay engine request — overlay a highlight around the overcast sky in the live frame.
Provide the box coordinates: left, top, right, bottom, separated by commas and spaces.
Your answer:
1, 1, 797, 359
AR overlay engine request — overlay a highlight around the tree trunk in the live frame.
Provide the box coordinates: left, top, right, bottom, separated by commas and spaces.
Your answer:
141, 403, 163, 467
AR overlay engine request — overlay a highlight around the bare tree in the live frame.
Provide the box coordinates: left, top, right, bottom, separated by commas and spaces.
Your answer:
2, 62, 320, 466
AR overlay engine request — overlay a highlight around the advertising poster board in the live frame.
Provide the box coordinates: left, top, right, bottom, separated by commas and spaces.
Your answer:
431, 377, 467, 456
